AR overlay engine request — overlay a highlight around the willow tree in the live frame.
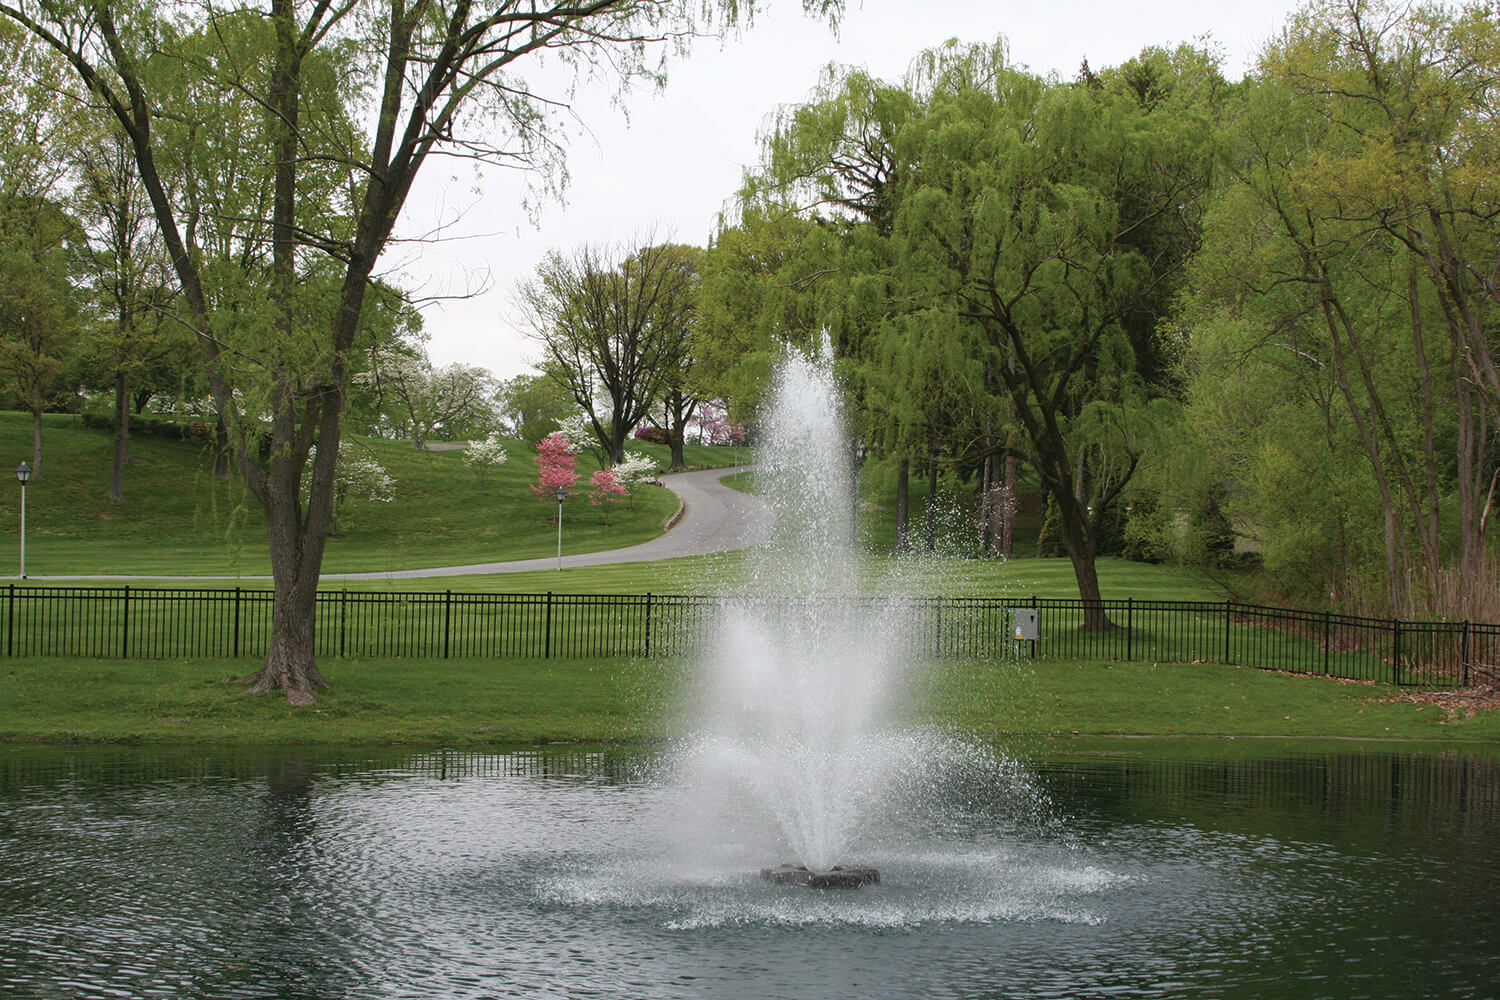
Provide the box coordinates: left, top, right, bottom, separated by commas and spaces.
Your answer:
1, 0, 837, 703
885, 42, 1222, 625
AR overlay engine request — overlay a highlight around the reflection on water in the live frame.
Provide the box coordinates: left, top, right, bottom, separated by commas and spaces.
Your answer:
1, 740, 1497, 1000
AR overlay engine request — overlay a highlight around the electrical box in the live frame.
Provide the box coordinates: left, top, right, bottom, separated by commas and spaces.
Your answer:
1012, 608, 1039, 642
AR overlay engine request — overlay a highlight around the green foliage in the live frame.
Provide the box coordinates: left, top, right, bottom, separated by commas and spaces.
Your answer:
696, 208, 842, 419
496, 373, 576, 447
1187, 482, 1237, 569
1035, 494, 1066, 558
1175, 0, 1500, 616
720, 37, 1227, 607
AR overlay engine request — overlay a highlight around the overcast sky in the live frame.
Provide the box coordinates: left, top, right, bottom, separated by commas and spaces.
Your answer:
394, 0, 1303, 381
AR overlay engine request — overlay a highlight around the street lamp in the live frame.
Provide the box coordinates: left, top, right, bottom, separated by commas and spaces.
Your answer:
15, 462, 30, 579
554, 484, 567, 571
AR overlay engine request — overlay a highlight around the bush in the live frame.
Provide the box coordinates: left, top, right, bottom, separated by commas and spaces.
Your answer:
1035, 494, 1067, 557
80, 411, 215, 442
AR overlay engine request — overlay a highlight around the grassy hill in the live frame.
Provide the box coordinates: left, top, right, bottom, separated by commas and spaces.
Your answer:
0, 412, 740, 578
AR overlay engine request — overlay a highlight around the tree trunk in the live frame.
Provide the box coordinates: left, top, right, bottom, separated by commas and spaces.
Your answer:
30, 410, 43, 479
250, 557, 328, 706
1056, 489, 1115, 631
245, 0, 332, 704
213, 418, 230, 481
924, 460, 938, 552
978, 452, 994, 552
892, 456, 910, 553
848, 449, 860, 544
109, 371, 129, 502
1000, 454, 1017, 557
607, 420, 628, 466
667, 429, 686, 473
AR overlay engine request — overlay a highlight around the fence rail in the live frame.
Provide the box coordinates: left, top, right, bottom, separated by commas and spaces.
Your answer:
2, 585, 1496, 688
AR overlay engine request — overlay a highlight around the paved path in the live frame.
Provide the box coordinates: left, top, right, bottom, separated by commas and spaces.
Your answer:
27, 466, 770, 582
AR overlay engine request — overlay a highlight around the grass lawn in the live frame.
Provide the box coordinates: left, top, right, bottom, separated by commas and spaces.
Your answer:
295, 552, 1232, 599
3, 651, 1495, 745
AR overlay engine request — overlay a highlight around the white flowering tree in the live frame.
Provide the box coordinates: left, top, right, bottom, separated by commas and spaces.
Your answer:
463, 434, 510, 485
611, 451, 658, 507
357, 346, 497, 450
302, 442, 396, 537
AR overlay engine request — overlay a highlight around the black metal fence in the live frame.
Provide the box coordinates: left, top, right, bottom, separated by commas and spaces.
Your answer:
2, 585, 1496, 688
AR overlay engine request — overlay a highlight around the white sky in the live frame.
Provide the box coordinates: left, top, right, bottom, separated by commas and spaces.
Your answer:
395, 0, 1302, 381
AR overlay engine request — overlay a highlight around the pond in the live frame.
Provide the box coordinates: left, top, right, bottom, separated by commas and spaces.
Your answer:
0, 739, 1495, 1000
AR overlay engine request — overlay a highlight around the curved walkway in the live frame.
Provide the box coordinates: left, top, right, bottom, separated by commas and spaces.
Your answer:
28, 466, 771, 582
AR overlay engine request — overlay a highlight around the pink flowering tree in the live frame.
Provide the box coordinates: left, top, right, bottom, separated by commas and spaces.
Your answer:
697, 401, 748, 446
588, 468, 628, 524
530, 432, 579, 519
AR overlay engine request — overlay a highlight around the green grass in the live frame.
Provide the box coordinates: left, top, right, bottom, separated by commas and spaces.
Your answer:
0, 412, 741, 578
0, 655, 680, 744
3, 651, 1494, 745
921, 656, 1499, 740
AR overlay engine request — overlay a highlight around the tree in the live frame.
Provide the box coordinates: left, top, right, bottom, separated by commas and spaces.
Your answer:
0, 21, 85, 477
0, 195, 83, 475
463, 433, 510, 485
72, 126, 186, 501
587, 467, 627, 523
696, 208, 841, 416
530, 431, 580, 511
1, 0, 835, 703
519, 239, 699, 464
610, 449, 657, 507
300, 441, 395, 537
1180, 0, 1500, 617
357, 346, 497, 450
883, 42, 1221, 625
496, 373, 576, 447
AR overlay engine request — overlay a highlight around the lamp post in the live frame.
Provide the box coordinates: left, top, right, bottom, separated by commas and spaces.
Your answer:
554, 484, 567, 571
15, 462, 30, 579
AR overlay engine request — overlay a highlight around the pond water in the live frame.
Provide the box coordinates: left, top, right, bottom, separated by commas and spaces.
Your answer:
0, 739, 1495, 1000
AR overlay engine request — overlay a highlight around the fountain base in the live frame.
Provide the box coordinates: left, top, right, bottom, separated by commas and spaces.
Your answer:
760, 864, 881, 889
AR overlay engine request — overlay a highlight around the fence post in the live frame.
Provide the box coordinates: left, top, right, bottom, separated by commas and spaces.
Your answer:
339, 590, 348, 658
5, 583, 12, 658
233, 587, 242, 658
1392, 617, 1403, 685
1223, 601, 1232, 664
934, 596, 944, 658
1126, 598, 1133, 661
121, 585, 130, 659
443, 590, 452, 660
1322, 611, 1331, 676
1458, 617, 1470, 689
545, 591, 553, 659
644, 592, 653, 658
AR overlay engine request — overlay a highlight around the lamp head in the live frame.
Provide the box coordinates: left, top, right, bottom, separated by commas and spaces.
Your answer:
15, 463, 30, 485
554, 485, 566, 503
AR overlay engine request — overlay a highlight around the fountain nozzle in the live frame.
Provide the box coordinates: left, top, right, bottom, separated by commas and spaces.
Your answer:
760, 863, 880, 889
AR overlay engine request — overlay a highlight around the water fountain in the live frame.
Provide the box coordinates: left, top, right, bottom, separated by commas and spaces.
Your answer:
672, 343, 940, 888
